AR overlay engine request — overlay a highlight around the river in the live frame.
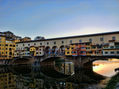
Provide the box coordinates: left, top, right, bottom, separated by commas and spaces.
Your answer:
0, 58, 119, 89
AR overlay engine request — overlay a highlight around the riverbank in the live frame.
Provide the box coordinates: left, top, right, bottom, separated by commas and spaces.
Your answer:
104, 72, 119, 89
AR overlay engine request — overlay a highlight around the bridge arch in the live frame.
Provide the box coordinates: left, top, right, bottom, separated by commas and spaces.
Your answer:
45, 46, 51, 54
60, 45, 65, 50
59, 45, 65, 55
52, 46, 58, 54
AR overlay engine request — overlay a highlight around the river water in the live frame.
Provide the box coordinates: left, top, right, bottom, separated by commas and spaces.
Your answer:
0, 58, 119, 89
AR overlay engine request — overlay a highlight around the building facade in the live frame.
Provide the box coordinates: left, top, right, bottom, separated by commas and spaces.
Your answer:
103, 41, 119, 56
0, 36, 16, 59
15, 31, 119, 57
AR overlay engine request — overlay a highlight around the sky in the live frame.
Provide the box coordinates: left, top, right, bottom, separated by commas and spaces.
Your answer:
0, 0, 119, 39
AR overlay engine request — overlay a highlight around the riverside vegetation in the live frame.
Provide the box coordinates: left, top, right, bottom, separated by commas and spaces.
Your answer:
104, 72, 119, 89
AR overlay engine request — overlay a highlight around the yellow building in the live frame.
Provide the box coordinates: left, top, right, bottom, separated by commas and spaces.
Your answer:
30, 46, 36, 56
65, 45, 73, 56
0, 72, 16, 89
85, 42, 92, 56
0, 36, 16, 59
14, 39, 20, 43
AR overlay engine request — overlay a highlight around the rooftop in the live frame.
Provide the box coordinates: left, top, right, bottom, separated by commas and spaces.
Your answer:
16, 31, 119, 43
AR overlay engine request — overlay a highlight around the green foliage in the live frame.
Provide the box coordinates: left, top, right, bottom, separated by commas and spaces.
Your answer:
104, 73, 119, 89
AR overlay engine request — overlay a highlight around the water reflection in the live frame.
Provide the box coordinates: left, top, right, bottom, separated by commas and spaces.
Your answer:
0, 58, 109, 89
93, 59, 119, 77
55, 61, 74, 75
0, 72, 16, 89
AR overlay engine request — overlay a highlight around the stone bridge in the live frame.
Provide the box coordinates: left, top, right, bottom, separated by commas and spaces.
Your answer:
39, 55, 119, 68
66, 55, 119, 68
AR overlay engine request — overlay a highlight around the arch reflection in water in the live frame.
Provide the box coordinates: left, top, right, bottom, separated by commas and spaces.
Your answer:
40, 60, 75, 79
55, 61, 75, 75
0, 60, 105, 89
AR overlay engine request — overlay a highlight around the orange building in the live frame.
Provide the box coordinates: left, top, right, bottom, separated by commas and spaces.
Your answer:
65, 43, 86, 56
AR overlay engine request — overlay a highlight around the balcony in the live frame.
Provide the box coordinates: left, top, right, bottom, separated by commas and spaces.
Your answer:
103, 46, 119, 49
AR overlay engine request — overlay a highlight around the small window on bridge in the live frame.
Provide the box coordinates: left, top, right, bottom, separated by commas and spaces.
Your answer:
89, 38, 92, 42
79, 40, 82, 43
28, 44, 30, 46
34, 43, 36, 45
62, 41, 64, 44
47, 42, 49, 45
110, 46, 114, 49
67, 52, 69, 54
105, 52, 108, 54
40, 43, 42, 45
70, 40, 72, 44
100, 37, 104, 41
117, 51, 119, 54
54, 42, 56, 44
110, 51, 114, 54
112, 36, 116, 40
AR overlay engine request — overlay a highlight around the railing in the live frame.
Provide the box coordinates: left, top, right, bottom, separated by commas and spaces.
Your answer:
103, 46, 119, 49
44, 52, 65, 58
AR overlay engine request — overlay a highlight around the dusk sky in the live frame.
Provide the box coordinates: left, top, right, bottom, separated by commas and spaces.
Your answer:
0, 0, 119, 39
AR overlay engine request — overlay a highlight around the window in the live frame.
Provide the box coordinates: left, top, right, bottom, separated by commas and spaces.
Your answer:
40, 43, 42, 45
105, 52, 108, 54
67, 52, 69, 54
100, 37, 104, 41
117, 51, 119, 54
54, 42, 56, 44
110, 46, 114, 49
86, 47, 90, 49
70, 40, 72, 44
89, 38, 92, 42
81, 47, 85, 49
110, 51, 114, 54
79, 40, 82, 43
47, 42, 49, 45
62, 41, 64, 44
74, 51, 76, 53
112, 36, 116, 40
28, 44, 30, 46
34, 43, 36, 45
23, 44, 24, 46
